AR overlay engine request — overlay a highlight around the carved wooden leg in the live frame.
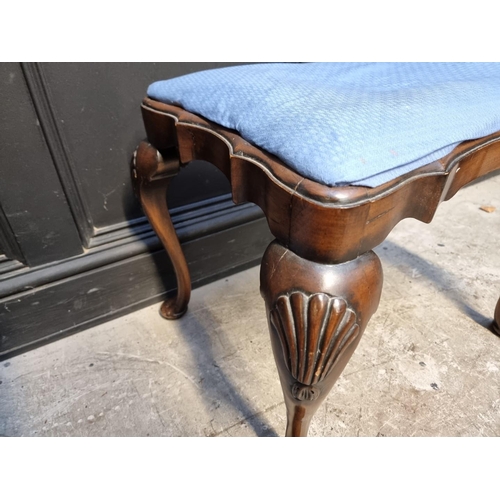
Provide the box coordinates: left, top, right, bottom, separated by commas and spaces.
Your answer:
260, 241, 383, 437
132, 141, 191, 319
493, 298, 500, 335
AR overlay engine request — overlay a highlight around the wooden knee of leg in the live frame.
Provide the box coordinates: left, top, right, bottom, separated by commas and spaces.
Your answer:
260, 240, 383, 436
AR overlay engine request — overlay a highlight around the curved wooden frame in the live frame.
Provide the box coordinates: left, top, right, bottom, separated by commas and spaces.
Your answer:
134, 97, 500, 436
141, 98, 500, 263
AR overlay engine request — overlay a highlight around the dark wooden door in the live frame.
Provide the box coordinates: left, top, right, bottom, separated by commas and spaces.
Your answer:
0, 63, 272, 360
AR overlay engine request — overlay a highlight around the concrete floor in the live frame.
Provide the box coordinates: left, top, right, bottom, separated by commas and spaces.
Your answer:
1, 174, 499, 437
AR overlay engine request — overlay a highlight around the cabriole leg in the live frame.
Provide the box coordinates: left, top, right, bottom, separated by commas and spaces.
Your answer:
260, 241, 383, 437
132, 141, 191, 319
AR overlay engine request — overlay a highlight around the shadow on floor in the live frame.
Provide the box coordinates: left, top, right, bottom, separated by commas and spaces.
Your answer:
379, 240, 496, 331
126, 159, 278, 437
173, 309, 279, 437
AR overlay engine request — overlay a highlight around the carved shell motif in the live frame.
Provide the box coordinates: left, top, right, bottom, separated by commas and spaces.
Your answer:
270, 292, 359, 401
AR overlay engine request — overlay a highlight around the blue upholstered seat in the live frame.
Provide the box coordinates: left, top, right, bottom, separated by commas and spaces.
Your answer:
148, 63, 500, 187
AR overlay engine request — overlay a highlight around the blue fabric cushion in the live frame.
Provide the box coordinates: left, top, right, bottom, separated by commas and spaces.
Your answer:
148, 63, 500, 187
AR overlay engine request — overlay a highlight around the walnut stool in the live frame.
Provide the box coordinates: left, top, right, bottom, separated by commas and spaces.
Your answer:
132, 64, 500, 436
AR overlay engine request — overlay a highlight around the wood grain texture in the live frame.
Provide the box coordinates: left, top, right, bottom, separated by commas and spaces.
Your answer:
261, 241, 383, 436
142, 99, 500, 264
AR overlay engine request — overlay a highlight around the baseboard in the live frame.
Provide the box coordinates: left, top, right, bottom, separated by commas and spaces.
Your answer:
0, 199, 273, 360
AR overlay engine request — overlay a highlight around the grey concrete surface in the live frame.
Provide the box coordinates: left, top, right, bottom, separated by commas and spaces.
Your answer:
1, 173, 499, 437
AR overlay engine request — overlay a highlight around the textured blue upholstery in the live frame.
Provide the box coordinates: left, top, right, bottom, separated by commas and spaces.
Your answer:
148, 63, 500, 187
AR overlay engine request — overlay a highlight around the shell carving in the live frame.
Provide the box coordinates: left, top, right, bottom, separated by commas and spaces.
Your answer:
270, 292, 359, 400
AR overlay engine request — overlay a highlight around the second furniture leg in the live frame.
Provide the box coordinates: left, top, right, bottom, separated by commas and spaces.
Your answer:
260, 241, 383, 437
133, 141, 191, 319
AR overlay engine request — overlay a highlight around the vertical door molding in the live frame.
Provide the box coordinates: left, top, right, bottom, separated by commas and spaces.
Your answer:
0, 63, 83, 267
21, 62, 94, 247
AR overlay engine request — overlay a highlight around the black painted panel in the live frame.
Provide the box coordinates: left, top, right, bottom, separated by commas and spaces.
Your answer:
40, 63, 245, 231
0, 203, 24, 263
0, 63, 83, 266
0, 62, 271, 360
0, 217, 272, 360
